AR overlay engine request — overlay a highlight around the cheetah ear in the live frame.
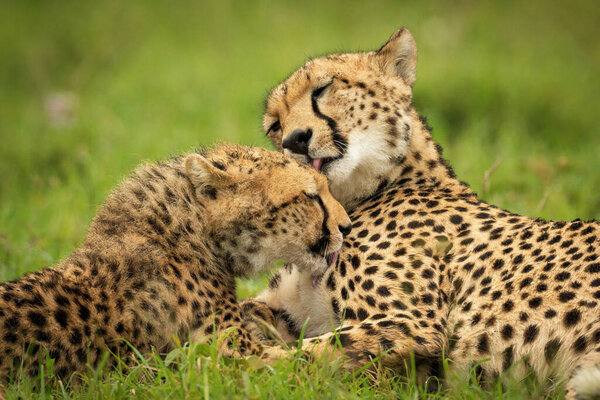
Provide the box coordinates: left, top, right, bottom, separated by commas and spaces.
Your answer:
376, 28, 417, 87
184, 154, 232, 188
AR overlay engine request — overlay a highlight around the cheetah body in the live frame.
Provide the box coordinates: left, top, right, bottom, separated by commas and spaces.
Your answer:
250, 29, 600, 397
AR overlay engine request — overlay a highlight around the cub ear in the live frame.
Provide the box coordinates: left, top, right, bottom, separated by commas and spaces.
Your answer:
184, 154, 232, 188
376, 28, 417, 87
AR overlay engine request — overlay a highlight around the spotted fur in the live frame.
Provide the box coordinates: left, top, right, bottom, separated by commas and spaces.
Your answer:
0, 144, 350, 381
246, 29, 600, 398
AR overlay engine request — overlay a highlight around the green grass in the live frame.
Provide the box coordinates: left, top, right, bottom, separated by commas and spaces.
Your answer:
3, 338, 565, 400
0, 0, 598, 398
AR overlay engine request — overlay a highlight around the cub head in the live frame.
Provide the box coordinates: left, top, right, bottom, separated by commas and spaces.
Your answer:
184, 145, 351, 281
263, 28, 418, 208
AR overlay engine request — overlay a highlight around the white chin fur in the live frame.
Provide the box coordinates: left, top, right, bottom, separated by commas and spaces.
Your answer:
296, 253, 329, 276
326, 128, 410, 208
570, 366, 600, 399
245, 238, 327, 277
257, 266, 336, 338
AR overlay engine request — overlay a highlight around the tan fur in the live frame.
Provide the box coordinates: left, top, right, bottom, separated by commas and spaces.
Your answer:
0, 144, 350, 381
247, 29, 600, 398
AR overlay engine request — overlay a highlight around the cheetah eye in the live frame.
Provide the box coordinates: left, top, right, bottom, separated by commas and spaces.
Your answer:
312, 81, 332, 99
266, 120, 281, 136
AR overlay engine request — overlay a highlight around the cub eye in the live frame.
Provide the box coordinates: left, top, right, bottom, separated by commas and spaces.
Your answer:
266, 120, 281, 136
312, 81, 333, 98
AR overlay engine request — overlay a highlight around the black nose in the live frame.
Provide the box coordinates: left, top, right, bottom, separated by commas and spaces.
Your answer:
282, 129, 312, 156
339, 224, 352, 237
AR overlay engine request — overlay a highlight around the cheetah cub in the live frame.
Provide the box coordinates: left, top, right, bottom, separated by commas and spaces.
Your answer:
0, 144, 350, 381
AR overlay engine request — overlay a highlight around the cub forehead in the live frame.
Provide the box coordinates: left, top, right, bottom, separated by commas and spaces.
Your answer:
204, 144, 317, 182
201, 145, 287, 169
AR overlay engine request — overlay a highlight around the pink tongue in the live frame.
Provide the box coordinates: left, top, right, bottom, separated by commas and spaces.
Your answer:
312, 158, 323, 171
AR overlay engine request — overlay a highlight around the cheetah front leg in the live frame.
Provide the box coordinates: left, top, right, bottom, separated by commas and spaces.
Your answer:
239, 298, 288, 344
260, 316, 447, 372
190, 301, 269, 358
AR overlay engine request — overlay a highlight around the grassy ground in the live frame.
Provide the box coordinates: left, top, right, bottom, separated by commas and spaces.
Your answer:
0, 0, 598, 398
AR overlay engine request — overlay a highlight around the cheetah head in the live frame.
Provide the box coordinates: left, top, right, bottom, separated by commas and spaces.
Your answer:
184, 145, 351, 280
263, 28, 417, 208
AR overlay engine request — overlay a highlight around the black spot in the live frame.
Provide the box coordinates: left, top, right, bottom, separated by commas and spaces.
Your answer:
528, 297, 542, 309
392, 300, 407, 310
501, 325, 514, 340
69, 330, 83, 345
544, 339, 561, 362
559, 291, 575, 302
519, 314, 531, 325
27, 311, 47, 327
326, 273, 336, 290
520, 277, 533, 289
572, 335, 587, 353
563, 309, 581, 327
344, 308, 356, 320
474, 244, 488, 253
449, 215, 463, 224
472, 267, 485, 279
421, 269, 434, 279
586, 263, 600, 274
384, 271, 398, 280
4, 332, 17, 343
55, 295, 70, 307
336, 333, 355, 348
555, 272, 570, 281
502, 300, 514, 312
477, 334, 489, 354
357, 308, 369, 321
536, 283, 548, 292
365, 295, 375, 307
502, 345, 514, 370
54, 309, 68, 328
421, 293, 434, 304
78, 304, 91, 321
401, 282, 414, 294
361, 280, 374, 291
523, 325, 539, 344
364, 266, 378, 275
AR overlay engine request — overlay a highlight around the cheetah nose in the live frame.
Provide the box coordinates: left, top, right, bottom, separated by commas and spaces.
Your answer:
339, 223, 352, 237
282, 129, 312, 156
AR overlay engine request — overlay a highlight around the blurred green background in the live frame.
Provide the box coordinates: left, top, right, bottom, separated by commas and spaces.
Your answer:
1, 0, 599, 287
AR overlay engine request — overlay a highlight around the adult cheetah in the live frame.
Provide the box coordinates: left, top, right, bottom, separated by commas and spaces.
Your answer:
245, 29, 600, 398
0, 144, 350, 381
